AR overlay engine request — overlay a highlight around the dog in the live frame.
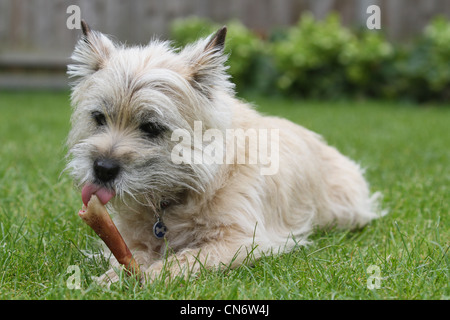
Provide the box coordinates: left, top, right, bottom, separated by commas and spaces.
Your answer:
66, 21, 384, 284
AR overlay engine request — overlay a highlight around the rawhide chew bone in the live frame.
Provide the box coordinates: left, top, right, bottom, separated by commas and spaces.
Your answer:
78, 195, 140, 277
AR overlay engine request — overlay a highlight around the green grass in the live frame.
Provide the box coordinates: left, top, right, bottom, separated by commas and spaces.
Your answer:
0, 91, 448, 299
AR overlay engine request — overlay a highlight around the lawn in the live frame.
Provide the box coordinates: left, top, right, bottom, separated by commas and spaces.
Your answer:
0, 91, 448, 300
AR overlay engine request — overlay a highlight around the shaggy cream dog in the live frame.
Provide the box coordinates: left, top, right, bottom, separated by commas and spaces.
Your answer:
67, 21, 383, 283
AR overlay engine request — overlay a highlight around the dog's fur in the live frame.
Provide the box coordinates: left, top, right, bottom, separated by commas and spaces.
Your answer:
67, 22, 383, 283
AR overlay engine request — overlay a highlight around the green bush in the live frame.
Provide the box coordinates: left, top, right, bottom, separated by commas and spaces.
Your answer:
341, 31, 395, 98
170, 15, 450, 102
394, 16, 450, 101
272, 13, 353, 98
271, 13, 396, 99
170, 17, 217, 46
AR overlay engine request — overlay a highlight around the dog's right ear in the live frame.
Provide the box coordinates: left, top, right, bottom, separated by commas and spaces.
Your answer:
180, 26, 234, 98
204, 26, 227, 54
68, 20, 116, 80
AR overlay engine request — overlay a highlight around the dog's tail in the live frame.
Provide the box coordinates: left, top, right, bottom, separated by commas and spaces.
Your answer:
313, 185, 388, 231
333, 190, 388, 230
355, 191, 388, 227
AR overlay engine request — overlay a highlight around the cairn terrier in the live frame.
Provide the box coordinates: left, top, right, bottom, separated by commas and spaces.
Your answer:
67, 21, 383, 283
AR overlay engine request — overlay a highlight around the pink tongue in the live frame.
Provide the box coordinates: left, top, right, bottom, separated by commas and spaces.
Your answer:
81, 183, 116, 206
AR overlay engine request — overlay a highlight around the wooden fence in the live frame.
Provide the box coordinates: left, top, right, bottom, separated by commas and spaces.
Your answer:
1, 0, 449, 89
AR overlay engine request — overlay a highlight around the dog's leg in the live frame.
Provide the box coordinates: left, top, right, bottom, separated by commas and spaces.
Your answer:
95, 248, 160, 286
142, 240, 255, 283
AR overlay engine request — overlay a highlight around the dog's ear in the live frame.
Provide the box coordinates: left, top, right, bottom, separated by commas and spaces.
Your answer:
181, 26, 234, 97
204, 26, 227, 54
80, 20, 91, 37
68, 20, 116, 80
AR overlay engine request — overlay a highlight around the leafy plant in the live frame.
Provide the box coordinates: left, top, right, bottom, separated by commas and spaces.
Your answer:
170, 14, 450, 102
395, 16, 450, 101
271, 13, 353, 98
341, 31, 394, 98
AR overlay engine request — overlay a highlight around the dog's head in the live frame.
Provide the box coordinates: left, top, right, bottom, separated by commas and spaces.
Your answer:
66, 21, 234, 211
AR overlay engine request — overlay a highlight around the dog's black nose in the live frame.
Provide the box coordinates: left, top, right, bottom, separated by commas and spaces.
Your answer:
93, 158, 120, 183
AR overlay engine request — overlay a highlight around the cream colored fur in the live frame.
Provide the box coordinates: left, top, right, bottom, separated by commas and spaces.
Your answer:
67, 23, 384, 284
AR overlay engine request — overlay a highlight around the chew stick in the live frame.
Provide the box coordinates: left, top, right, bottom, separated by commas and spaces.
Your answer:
78, 195, 140, 277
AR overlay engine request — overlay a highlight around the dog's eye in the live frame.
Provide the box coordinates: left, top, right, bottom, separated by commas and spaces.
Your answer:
92, 111, 106, 126
139, 122, 165, 138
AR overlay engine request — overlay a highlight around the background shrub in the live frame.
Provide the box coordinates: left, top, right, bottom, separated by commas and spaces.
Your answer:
394, 16, 450, 101
271, 13, 396, 99
340, 30, 395, 98
271, 13, 353, 98
171, 15, 450, 102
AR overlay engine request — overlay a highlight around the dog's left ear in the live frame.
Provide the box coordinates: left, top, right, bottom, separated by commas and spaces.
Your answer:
68, 20, 116, 80
181, 26, 234, 97
204, 26, 227, 54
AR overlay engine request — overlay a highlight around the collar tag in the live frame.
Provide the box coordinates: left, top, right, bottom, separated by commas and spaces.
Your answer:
153, 219, 167, 239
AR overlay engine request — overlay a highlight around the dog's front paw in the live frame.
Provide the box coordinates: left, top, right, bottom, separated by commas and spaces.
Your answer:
142, 260, 165, 283
141, 250, 204, 283
94, 267, 120, 287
